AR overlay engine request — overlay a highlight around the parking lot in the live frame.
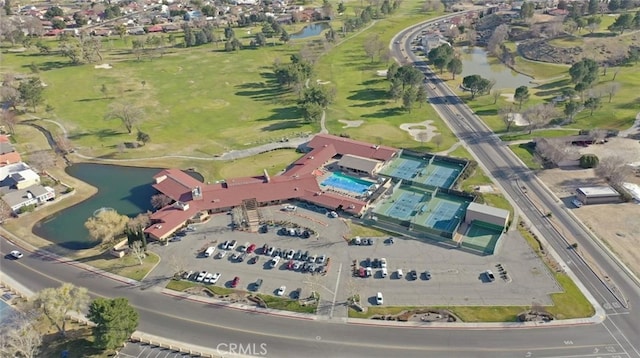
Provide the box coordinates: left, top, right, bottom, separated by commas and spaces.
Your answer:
147, 204, 560, 316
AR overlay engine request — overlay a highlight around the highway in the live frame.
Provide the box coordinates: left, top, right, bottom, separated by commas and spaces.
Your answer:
1, 14, 640, 358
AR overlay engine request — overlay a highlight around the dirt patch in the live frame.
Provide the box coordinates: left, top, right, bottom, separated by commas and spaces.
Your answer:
578, 137, 640, 164
537, 168, 640, 277
338, 119, 363, 128
399, 120, 439, 142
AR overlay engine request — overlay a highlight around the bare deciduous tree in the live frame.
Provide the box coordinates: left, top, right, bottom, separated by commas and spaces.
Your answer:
54, 134, 73, 154
0, 199, 13, 223
499, 105, 516, 132
432, 134, 444, 149
104, 102, 145, 134
151, 194, 172, 209
487, 24, 509, 56
465, 29, 477, 47
604, 82, 621, 103
589, 128, 608, 143
595, 155, 632, 185
0, 310, 42, 358
422, 0, 443, 12
536, 139, 578, 166
492, 89, 502, 104
33, 283, 89, 337
130, 240, 146, 265
128, 211, 151, 230
26, 150, 56, 173
523, 103, 558, 134
0, 109, 19, 134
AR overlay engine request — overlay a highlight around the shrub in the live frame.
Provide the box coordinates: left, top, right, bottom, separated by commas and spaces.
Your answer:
579, 154, 599, 168
17, 204, 36, 214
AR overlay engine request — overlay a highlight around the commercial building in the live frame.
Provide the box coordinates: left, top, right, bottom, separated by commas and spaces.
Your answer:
575, 186, 620, 205
464, 202, 510, 229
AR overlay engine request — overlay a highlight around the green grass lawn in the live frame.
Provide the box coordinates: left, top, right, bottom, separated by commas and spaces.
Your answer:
509, 142, 543, 170
166, 279, 236, 296
82, 251, 159, 281
257, 294, 318, 314
549, 37, 583, 48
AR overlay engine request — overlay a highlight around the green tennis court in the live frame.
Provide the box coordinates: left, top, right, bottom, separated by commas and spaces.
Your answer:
462, 222, 503, 255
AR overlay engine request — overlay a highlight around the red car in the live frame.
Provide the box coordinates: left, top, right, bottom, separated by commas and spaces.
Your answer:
247, 244, 256, 254
287, 260, 295, 270
231, 276, 240, 288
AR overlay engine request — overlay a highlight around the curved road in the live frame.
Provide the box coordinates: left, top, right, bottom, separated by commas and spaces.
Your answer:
2, 13, 640, 358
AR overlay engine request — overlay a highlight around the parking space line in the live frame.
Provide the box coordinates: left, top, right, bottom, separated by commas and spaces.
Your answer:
329, 263, 342, 318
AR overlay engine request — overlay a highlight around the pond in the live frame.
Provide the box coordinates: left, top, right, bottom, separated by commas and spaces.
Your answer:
458, 46, 533, 89
32, 164, 202, 250
290, 22, 331, 40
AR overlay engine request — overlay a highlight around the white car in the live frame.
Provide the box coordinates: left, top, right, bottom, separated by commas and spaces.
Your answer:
210, 272, 221, 284
271, 256, 281, 268
239, 242, 250, 252
9, 250, 23, 259
195, 271, 207, 282
276, 286, 286, 296
217, 251, 227, 259
228, 240, 237, 250
203, 272, 213, 283
376, 292, 384, 305
285, 249, 295, 260
380, 258, 387, 269
571, 199, 583, 208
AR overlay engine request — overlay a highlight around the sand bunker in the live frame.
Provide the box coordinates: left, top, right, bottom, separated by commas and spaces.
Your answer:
399, 120, 439, 142
338, 120, 363, 128
376, 70, 388, 77
501, 93, 515, 102
507, 113, 528, 127
94, 63, 112, 69
316, 79, 331, 85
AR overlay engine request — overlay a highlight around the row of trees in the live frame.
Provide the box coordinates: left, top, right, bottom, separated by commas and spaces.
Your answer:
0, 283, 139, 357
386, 63, 428, 112
427, 44, 463, 79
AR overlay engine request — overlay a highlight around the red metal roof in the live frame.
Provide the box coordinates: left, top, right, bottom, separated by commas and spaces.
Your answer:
306, 134, 397, 162
146, 134, 397, 238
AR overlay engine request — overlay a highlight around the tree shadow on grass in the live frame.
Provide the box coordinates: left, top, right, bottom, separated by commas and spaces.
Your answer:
258, 106, 300, 121
36, 60, 76, 72
361, 78, 386, 86
260, 120, 306, 131
475, 108, 498, 116
235, 86, 287, 102
347, 88, 388, 101
361, 107, 404, 118
582, 32, 616, 38
615, 97, 640, 110
76, 98, 105, 103
67, 128, 122, 141
534, 79, 571, 91
350, 100, 388, 107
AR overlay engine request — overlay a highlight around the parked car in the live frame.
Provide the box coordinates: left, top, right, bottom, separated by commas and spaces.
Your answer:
238, 253, 248, 263
216, 251, 227, 259
381, 268, 388, 278
203, 273, 213, 284
376, 292, 384, 305
352, 237, 361, 245
285, 249, 295, 260
485, 270, 496, 282
182, 270, 193, 279
294, 250, 303, 260
396, 269, 404, 279
302, 230, 311, 239
9, 250, 24, 259
372, 258, 380, 268
359, 267, 366, 278
270, 256, 281, 268
317, 255, 326, 264
175, 230, 187, 237
261, 243, 269, 254
228, 240, 237, 250
380, 258, 387, 269
210, 272, 221, 284
282, 205, 297, 212
366, 267, 372, 277
266, 247, 275, 256
254, 278, 263, 291
276, 285, 286, 296
424, 270, 432, 280
221, 240, 230, 250
204, 246, 216, 257
328, 211, 338, 218
273, 248, 282, 258
231, 276, 240, 288
185, 225, 197, 232
308, 254, 317, 263
301, 251, 310, 261
249, 256, 260, 265
409, 270, 418, 280
572, 199, 583, 208
246, 244, 256, 254
293, 261, 303, 271
169, 236, 182, 242
195, 271, 207, 282
231, 252, 240, 261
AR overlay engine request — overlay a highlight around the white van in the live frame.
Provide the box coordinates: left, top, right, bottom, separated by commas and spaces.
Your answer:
396, 269, 403, 279
381, 268, 388, 278
204, 246, 216, 257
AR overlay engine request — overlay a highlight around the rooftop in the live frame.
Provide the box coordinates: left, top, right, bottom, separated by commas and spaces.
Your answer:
576, 186, 619, 197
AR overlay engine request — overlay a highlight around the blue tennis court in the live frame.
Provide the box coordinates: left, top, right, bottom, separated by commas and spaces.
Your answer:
423, 200, 464, 231
385, 191, 424, 220
422, 165, 459, 188
381, 157, 424, 181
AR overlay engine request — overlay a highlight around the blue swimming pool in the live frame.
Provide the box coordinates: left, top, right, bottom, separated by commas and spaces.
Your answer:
321, 172, 373, 194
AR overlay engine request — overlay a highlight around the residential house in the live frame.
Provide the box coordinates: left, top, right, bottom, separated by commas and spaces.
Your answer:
0, 135, 22, 167
2, 185, 55, 213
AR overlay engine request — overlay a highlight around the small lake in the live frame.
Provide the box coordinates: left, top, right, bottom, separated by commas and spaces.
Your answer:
458, 46, 533, 89
290, 22, 331, 40
32, 164, 202, 250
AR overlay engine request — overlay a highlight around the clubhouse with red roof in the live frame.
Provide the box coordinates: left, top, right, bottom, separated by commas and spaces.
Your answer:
145, 134, 399, 240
